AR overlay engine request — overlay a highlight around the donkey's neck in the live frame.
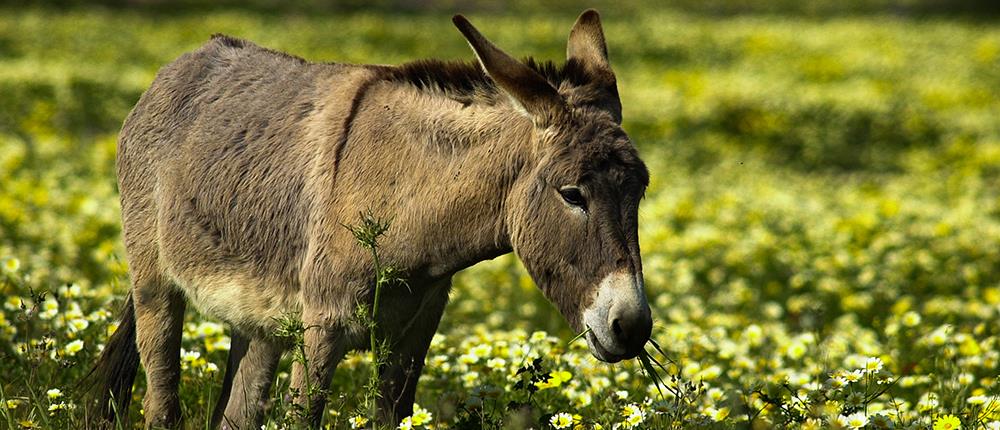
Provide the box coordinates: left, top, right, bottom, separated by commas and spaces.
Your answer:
344, 82, 535, 279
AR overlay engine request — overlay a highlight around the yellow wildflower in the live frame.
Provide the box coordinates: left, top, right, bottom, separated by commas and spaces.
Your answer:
411, 404, 432, 426
3, 257, 19, 273
535, 370, 572, 390
934, 415, 961, 430
64, 339, 84, 356
550, 412, 573, 429
349, 415, 369, 429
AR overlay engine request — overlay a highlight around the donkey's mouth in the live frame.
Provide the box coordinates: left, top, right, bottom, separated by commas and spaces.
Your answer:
586, 328, 628, 363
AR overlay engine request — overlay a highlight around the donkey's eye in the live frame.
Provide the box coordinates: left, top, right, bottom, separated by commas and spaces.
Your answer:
559, 187, 587, 209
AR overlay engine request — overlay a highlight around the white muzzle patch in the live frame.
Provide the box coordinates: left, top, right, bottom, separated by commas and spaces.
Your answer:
582, 270, 648, 360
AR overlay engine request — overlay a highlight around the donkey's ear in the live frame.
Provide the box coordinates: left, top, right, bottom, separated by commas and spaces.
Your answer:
567, 9, 612, 74
567, 9, 622, 123
453, 15, 567, 127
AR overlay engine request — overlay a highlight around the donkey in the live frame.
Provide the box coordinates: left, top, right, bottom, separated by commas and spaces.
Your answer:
88, 9, 651, 429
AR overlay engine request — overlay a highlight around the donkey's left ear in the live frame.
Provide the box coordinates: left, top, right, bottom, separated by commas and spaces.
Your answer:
567, 9, 622, 123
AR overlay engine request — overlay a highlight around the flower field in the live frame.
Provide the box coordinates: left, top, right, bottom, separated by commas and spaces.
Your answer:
1, 4, 1000, 429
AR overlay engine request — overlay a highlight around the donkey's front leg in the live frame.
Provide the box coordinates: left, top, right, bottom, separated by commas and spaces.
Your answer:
289, 309, 349, 427
377, 280, 451, 425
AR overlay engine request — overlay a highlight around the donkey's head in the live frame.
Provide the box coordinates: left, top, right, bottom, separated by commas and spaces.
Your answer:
454, 10, 652, 362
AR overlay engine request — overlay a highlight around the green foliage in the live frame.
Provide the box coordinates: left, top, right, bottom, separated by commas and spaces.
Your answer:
1, 4, 999, 429
345, 211, 401, 423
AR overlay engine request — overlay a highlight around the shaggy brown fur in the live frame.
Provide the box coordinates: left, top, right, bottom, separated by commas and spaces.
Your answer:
88, 9, 651, 429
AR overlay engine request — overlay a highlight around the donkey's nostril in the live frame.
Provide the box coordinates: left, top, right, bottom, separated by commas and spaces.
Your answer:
611, 318, 622, 337
607, 302, 653, 357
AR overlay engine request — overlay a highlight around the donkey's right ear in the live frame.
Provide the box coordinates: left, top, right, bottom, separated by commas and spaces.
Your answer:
453, 15, 567, 127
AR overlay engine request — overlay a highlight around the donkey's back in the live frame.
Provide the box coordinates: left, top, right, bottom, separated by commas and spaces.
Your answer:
117, 35, 376, 335
122, 35, 322, 164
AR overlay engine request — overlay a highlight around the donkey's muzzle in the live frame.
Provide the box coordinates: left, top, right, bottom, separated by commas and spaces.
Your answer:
608, 298, 652, 357
583, 271, 651, 362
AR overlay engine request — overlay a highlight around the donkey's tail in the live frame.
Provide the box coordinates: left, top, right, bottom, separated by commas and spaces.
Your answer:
82, 292, 140, 425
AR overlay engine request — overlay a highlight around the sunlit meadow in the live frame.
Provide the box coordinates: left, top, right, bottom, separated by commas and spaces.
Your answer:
1, 3, 999, 429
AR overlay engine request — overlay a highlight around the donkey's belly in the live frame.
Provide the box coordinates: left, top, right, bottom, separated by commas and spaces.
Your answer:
168, 270, 303, 335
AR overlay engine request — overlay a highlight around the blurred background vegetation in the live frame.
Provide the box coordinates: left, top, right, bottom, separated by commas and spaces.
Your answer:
2, 1, 999, 427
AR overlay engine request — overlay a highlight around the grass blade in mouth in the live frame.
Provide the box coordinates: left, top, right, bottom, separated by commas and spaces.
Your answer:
637, 351, 666, 400
636, 337, 685, 401
648, 338, 677, 367
568, 327, 592, 346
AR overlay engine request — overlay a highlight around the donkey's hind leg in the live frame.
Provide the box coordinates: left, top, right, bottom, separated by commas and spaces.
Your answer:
132, 274, 186, 429
211, 332, 247, 430
211, 331, 283, 430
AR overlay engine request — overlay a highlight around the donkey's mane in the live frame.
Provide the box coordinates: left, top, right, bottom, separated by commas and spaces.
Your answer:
211, 34, 597, 107
384, 57, 594, 105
